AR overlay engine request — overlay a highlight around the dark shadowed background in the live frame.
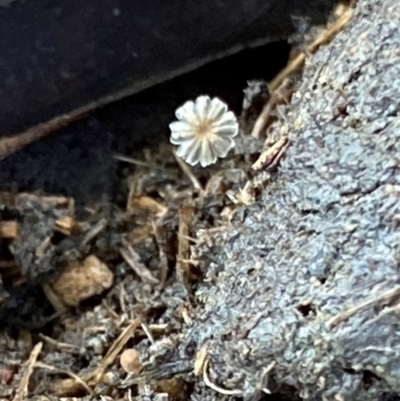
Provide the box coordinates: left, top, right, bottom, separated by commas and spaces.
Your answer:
0, 0, 336, 204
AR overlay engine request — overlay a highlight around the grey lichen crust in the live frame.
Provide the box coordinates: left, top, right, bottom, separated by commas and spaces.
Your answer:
187, 0, 400, 400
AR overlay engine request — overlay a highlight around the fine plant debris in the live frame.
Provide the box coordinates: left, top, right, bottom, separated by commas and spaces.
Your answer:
3, 1, 399, 400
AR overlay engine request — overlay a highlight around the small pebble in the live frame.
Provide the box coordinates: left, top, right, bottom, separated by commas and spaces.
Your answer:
120, 348, 142, 374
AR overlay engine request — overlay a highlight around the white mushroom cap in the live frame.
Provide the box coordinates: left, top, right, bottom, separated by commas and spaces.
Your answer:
169, 95, 238, 167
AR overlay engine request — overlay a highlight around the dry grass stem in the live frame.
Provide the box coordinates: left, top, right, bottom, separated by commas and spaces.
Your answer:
176, 206, 195, 285
251, 137, 289, 171
252, 7, 353, 138
173, 149, 204, 192
87, 317, 142, 385
202, 358, 242, 396
327, 286, 400, 328
12, 342, 43, 401
35, 361, 93, 396
120, 241, 159, 284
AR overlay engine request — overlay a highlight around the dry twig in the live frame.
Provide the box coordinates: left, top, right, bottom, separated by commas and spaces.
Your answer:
251, 137, 289, 171
194, 345, 208, 376
176, 206, 195, 286
81, 218, 108, 248
12, 342, 43, 401
0, 71, 173, 161
173, 149, 204, 193
35, 361, 93, 396
251, 7, 353, 139
87, 317, 142, 384
327, 286, 400, 328
270, 7, 353, 92
120, 240, 159, 284
202, 358, 242, 396
37, 334, 78, 352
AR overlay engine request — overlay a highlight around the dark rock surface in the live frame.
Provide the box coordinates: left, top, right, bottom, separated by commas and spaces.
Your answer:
184, 0, 400, 400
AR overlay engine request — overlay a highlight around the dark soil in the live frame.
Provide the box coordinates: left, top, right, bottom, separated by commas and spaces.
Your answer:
2, 1, 400, 401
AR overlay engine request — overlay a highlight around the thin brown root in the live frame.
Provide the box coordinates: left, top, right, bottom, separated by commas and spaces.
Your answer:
0, 67, 191, 162
194, 345, 208, 376
37, 334, 78, 352
0, 102, 96, 162
269, 7, 353, 92
202, 358, 242, 396
120, 241, 159, 284
87, 317, 142, 385
151, 220, 169, 287
141, 322, 155, 344
260, 361, 277, 394
251, 137, 289, 171
113, 154, 152, 167
250, 98, 276, 139
81, 218, 108, 248
327, 285, 400, 328
252, 7, 353, 139
35, 361, 93, 396
173, 149, 204, 193
176, 206, 196, 286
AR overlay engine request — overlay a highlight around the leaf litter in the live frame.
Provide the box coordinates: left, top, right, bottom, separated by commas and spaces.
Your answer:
0, 3, 354, 400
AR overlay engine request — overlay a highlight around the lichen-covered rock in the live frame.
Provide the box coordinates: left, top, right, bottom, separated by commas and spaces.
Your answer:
185, 0, 400, 400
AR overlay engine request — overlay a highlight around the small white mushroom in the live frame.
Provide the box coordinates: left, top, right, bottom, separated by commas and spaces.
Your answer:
170, 95, 239, 167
